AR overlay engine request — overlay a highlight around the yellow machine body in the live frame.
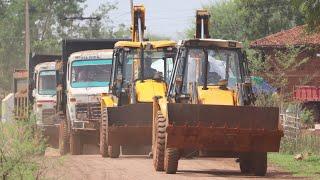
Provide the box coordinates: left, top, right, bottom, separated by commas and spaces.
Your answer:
197, 86, 237, 105
100, 5, 177, 156
136, 80, 167, 102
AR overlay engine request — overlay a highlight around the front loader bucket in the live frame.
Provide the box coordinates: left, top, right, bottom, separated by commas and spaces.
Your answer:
166, 103, 283, 152
107, 103, 152, 146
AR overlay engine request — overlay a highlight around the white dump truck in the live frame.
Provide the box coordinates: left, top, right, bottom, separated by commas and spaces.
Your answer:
57, 39, 126, 155
32, 61, 59, 146
29, 54, 61, 147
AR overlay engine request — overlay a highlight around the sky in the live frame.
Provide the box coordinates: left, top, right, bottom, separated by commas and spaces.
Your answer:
85, 0, 212, 40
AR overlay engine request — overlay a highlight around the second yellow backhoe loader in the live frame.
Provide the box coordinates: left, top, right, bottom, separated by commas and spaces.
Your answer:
99, 5, 177, 157
152, 10, 283, 176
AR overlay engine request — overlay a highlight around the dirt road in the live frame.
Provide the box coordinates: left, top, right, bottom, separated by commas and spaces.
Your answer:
44, 148, 295, 180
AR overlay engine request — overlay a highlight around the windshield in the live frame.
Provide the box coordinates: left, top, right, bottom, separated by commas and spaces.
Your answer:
179, 48, 241, 93
127, 48, 175, 82
38, 70, 56, 95
71, 59, 112, 88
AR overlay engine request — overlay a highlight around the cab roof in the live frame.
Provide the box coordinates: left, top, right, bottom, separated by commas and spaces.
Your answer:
69, 49, 113, 61
34, 62, 56, 72
115, 40, 176, 49
181, 39, 243, 48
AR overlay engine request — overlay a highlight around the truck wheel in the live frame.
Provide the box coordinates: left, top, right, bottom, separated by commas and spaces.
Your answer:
108, 145, 120, 158
100, 108, 108, 157
153, 111, 166, 171
164, 148, 179, 174
70, 132, 82, 155
252, 152, 267, 176
59, 120, 69, 155
239, 153, 252, 174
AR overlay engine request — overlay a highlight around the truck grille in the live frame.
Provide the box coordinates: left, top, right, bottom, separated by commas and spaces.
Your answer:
75, 103, 101, 121
42, 109, 56, 124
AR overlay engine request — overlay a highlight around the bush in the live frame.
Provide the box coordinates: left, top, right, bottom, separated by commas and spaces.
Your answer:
254, 92, 280, 107
0, 118, 47, 179
299, 108, 314, 127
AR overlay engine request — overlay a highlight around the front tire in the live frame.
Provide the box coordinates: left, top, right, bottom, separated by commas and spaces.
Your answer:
100, 108, 108, 157
153, 111, 166, 171
70, 131, 82, 155
239, 153, 252, 174
252, 152, 267, 176
108, 145, 120, 158
164, 148, 179, 174
59, 119, 69, 155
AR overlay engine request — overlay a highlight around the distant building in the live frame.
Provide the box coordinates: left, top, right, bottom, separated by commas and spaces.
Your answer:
250, 25, 320, 92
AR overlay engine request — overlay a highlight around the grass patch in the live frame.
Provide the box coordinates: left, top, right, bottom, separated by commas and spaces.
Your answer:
269, 153, 320, 178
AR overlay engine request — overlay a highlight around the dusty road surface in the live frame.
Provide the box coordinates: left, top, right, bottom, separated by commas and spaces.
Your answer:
44, 148, 295, 180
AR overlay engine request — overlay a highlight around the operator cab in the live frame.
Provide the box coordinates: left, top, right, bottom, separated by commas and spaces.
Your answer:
168, 39, 252, 105
110, 41, 177, 104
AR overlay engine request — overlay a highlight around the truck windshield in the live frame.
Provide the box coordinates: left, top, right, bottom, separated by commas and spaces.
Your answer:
38, 70, 56, 95
180, 48, 241, 92
71, 59, 112, 88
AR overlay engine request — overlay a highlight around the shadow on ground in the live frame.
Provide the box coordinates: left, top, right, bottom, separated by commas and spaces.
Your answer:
176, 169, 300, 179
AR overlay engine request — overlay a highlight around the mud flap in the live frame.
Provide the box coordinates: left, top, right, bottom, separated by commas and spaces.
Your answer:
107, 103, 152, 146
166, 103, 283, 152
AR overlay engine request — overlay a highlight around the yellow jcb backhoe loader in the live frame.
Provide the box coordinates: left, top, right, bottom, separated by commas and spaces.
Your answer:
152, 10, 283, 176
99, 5, 177, 158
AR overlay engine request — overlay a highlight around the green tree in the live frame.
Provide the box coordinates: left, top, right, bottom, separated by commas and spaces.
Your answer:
0, 0, 130, 92
293, 0, 320, 31
236, 0, 304, 40
187, 0, 304, 42
0, 0, 86, 92
77, 2, 129, 39
204, 0, 246, 41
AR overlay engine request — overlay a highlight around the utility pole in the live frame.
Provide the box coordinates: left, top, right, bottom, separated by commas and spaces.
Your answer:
25, 0, 30, 70
130, 0, 133, 20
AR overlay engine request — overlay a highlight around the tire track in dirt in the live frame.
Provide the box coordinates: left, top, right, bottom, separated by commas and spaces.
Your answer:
44, 150, 297, 180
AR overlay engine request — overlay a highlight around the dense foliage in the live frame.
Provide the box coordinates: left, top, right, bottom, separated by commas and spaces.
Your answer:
0, 118, 47, 179
0, 0, 130, 92
187, 0, 319, 42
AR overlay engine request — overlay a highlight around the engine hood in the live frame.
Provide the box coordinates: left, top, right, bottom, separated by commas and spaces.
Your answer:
135, 80, 167, 102
197, 86, 237, 106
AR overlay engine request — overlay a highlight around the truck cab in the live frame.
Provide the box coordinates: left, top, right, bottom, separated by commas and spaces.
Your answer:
66, 50, 112, 130
33, 62, 57, 128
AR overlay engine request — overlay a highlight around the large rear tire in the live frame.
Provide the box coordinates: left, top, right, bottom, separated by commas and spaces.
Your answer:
153, 111, 166, 171
108, 145, 120, 158
100, 108, 108, 157
252, 152, 267, 176
70, 131, 82, 155
59, 119, 69, 155
164, 148, 179, 174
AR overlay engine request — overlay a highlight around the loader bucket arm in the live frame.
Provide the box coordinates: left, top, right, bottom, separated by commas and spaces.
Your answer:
131, 5, 146, 42
195, 10, 210, 39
